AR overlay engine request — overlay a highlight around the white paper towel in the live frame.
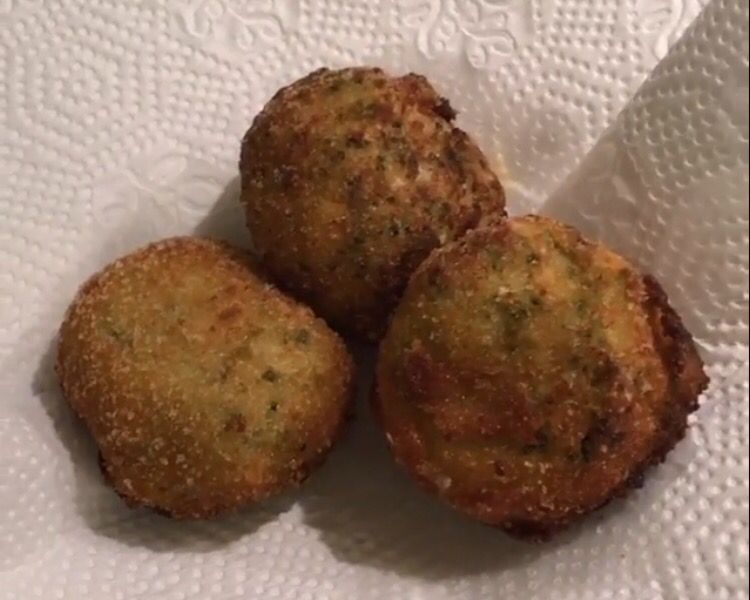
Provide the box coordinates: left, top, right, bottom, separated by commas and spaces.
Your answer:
0, 1, 747, 599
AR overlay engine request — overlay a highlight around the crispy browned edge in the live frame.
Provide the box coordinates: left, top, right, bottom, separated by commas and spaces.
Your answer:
96, 379, 356, 520
96, 384, 356, 520
501, 274, 708, 539
371, 234, 709, 540
56, 236, 357, 520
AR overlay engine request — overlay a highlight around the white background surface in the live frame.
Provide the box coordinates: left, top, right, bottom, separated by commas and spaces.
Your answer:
1, 1, 747, 599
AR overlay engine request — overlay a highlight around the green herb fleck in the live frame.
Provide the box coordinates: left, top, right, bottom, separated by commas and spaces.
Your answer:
359, 102, 378, 118
262, 368, 280, 382
223, 412, 246, 433
580, 415, 622, 462
487, 248, 505, 271
102, 321, 132, 347
507, 304, 530, 322
590, 358, 618, 387
494, 300, 530, 353
522, 428, 549, 454
388, 219, 402, 237
346, 133, 368, 148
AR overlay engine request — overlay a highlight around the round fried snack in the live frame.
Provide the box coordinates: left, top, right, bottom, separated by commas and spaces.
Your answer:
240, 67, 506, 341
56, 237, 354, 519
374, 216, 708, 538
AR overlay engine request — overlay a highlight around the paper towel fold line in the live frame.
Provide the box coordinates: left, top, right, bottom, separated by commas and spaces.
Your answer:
545, 0, 749, 370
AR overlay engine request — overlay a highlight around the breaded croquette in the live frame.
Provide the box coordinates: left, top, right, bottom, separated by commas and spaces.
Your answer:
240, 67, 505, 341
374, 215, 708, 538
57, 237, 354, 518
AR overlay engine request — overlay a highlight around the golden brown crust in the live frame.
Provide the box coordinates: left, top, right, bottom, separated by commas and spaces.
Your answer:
240, 67, 506, 341
56, 237, 354, 519
373, 216, 708, 539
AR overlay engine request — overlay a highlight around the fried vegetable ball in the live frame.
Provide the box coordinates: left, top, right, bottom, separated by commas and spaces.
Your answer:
56, 237, 354, 519
240, 67, 506, 341
374, 215, 708, 538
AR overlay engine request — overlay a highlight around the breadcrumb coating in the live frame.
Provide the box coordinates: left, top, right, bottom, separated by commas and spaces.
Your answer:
240, 66, 506, 340
374, 216, 708, 538
57, 237, 354, 518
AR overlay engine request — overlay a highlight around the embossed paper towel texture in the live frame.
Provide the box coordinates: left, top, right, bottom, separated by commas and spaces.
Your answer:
1, 1, 747, 599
